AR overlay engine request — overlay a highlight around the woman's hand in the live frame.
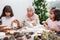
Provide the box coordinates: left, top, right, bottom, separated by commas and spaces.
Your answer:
32, 22, 36, 26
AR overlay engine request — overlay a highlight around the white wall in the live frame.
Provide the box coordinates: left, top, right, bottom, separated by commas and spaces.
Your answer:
0, 0, 33, 21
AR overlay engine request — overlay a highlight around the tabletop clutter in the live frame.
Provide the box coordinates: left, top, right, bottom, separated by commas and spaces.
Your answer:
0, 25, 60, 40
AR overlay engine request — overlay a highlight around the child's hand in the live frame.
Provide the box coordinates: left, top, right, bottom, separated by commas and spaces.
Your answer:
11, 19, 21, 28
49, 26, 59, 31
12, 19, 19, 23
43, 21, 48, 28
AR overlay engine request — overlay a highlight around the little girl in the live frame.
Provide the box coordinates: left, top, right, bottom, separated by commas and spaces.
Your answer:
43, 7, 60, 32
1, 5, 21, 28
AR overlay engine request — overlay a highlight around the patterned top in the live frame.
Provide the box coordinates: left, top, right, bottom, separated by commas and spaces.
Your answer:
22, 14, 40, 27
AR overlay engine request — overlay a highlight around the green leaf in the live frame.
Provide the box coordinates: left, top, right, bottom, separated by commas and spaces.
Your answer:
33, 0, 48, 24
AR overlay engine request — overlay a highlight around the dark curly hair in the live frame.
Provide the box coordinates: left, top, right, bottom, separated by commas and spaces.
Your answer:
1, 5, 14, 17
53, 9, 60, 21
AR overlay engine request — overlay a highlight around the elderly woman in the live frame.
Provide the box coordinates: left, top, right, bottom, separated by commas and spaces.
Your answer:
22, 7, 40, 27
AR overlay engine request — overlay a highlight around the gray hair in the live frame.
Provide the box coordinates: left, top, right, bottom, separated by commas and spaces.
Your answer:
27, 6, 35, 13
